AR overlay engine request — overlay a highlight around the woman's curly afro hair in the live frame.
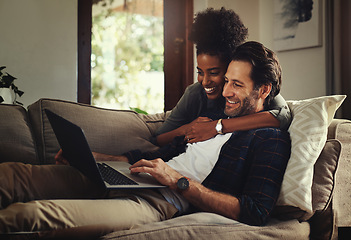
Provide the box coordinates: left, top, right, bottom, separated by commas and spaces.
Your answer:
189, 7, 248, 64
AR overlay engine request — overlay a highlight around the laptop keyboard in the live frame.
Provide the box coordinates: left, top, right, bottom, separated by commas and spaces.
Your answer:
97, 163, 138, 185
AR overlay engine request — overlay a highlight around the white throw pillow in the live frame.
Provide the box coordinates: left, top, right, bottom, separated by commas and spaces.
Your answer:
277, 95, 346, 213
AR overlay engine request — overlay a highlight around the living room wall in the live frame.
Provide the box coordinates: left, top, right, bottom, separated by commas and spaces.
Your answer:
0, 0, 330, 108
196, 0, 328, 101
0, 0, 77, 108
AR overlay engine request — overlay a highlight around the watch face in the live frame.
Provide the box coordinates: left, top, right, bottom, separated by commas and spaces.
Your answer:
177, 177, 189, 190
216, 120, 222, 133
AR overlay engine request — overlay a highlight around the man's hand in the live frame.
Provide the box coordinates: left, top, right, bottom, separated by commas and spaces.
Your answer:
129, 158, 182, 189
55, 149, 69, 165
130, 158, 241, 220
186, 119, 217, 143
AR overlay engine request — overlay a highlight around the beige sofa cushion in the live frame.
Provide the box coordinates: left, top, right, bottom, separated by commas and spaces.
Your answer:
0, 104, 38, 164
28, 99, 160, 164
100, 213, 310, 240
20, 213, 309, 240
312, 139, 341, 212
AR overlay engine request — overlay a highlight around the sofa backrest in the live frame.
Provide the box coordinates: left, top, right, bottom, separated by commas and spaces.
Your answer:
27, 98, 163, 164
0, 103, 39, 164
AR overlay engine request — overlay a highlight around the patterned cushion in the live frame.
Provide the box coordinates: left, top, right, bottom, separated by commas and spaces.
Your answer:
276, 95, 346, 213
273, 139, 342, 222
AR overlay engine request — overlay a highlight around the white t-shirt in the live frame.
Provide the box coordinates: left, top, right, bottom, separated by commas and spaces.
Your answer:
159, 133, 233, 214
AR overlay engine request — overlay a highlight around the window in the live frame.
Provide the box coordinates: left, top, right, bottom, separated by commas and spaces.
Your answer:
91, 0, 164, 114
78, 0, 193, 112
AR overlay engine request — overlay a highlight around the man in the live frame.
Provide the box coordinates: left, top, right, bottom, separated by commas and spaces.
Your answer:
0, 41, 290, 234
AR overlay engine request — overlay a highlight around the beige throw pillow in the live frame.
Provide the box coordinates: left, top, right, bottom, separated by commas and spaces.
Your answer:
276, 95, 346, 213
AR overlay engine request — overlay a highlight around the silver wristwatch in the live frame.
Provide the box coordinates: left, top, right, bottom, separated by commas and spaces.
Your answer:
215, 119, 223, 134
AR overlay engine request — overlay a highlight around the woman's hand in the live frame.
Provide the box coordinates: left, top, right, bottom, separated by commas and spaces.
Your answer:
55, 150, 129, 165
185, 119, 217, 143
92, 152, 129, 162
55, 149, 69, 165
156, 117, 213, 146
177, 117, 213, 136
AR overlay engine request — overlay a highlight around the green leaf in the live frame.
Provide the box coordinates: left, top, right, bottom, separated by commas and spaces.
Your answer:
130, 107, 148, 115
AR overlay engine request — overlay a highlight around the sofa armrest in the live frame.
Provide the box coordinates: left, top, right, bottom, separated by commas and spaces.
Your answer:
328, 119, 351, 227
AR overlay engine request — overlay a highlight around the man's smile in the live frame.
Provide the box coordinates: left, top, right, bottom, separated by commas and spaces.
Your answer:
226, 99, 240, 105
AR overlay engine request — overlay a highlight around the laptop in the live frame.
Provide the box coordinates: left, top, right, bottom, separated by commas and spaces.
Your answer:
45, 109, 166, 189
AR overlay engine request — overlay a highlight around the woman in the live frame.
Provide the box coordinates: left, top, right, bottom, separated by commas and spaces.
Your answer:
156, 7, 291, 146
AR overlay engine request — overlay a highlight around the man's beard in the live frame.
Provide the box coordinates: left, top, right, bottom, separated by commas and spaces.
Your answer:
224, 90, 260, 117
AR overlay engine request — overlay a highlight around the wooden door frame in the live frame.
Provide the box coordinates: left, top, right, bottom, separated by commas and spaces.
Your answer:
77, 0, 92, 104
77, 0, 194, 111
163, 0, 194, 111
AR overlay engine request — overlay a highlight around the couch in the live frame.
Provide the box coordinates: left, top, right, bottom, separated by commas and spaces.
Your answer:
0, 98, 350, 240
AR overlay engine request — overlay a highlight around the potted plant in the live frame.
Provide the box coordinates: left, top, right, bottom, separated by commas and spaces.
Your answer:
0, 66, 24, 105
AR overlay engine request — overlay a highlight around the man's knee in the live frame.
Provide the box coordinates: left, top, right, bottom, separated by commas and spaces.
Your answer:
0, 200, 71, 233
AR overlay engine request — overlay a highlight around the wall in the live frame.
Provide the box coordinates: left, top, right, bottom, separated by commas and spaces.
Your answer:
194, 0, 328, 101
259, 0, 327, 100
0, 0, 77, 108
0, 0, 329, 108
